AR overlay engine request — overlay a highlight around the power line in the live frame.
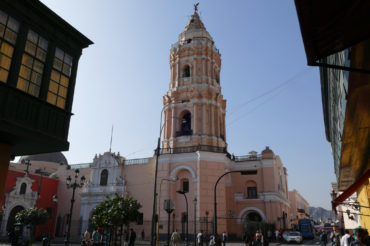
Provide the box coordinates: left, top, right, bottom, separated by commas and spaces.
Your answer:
228, 68, 312, 117
227, 86, 287, 127
226, 68, 314, 126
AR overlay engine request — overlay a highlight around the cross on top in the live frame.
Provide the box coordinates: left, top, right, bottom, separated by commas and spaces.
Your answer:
21, 159, 31, 173
194, 3, 199, 12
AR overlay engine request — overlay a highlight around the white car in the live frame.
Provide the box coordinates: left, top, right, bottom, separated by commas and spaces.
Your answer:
283, 231, 303, 244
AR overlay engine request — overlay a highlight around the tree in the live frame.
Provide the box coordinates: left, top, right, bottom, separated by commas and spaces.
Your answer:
92, 194, 142, 244
15, 208, 49, 243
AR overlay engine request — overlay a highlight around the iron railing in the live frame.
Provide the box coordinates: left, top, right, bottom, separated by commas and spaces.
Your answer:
159, 145, 227, 155
175, 129, 193, 137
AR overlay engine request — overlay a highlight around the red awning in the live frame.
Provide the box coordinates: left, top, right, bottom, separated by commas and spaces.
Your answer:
295, 0, 370, 66
332, 169, 370, 212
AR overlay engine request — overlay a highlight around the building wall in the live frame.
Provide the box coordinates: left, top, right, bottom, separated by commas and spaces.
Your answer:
0, 169, 58, 238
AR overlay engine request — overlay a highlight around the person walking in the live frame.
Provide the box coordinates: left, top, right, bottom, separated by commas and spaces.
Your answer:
255, 231, 262, 246
350, 228, 369, 246
222, 232, 228, 246
330, 227, 341, 246
92, 228, 101, 246
209, 235, 216, 246
129, 228, 136, 246
341, 230, 351, 246
242, 231, 249, 246
171, 229, 181, 246
82, 229, 90, 246
321, 231, 328, 246
275, 230, 279, 242
197, 230, 204, 246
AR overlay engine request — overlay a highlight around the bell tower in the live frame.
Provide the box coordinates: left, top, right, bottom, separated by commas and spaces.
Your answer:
162, 8, 227, 150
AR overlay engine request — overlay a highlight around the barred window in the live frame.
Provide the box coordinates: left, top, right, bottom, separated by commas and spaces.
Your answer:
0, 10, 19, 83
17, 30, 48, 97
247, 187, 257, 199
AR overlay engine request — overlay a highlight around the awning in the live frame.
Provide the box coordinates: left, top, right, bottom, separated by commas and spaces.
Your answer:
332, 169, 370, 212
294, 0, 370, 72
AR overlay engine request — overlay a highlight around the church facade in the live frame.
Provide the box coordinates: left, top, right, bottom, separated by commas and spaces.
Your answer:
0, 8, 307, 242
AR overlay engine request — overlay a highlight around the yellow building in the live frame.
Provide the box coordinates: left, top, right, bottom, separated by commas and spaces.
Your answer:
294, 0, 370, 230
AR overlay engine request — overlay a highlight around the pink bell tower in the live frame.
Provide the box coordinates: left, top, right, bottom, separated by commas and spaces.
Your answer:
162, 8, 227, 151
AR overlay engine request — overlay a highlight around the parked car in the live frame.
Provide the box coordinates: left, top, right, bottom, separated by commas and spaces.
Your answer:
283, 231, 303, 244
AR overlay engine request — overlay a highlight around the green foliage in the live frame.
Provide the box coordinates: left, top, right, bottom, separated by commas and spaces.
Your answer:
92, 194, 142, 229
15, 208, 49, 226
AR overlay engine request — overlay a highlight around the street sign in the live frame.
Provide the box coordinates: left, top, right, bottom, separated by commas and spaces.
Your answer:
164, 199, 175, 213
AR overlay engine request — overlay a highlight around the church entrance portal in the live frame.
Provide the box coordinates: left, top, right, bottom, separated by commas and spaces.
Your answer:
6, 206, 24, 233
243, 212, 263, 238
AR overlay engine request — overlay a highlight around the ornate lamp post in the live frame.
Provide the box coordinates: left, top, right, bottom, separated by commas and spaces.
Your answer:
151, 107, 181, 246
193, 197, 197, 246
213, 170, 257, 236
65, 169, 85, 246
48, 195, 58, 246
177, 190, 189, 246
157, 177, 178, 246
205, 211, 209, 244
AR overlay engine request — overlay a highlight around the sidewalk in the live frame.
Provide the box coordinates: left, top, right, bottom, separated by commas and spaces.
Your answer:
0, 242, 280, 246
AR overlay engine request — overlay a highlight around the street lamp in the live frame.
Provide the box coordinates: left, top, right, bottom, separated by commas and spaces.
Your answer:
205, 211, 209, 244
157, 177, 178, 246
65, 169, 85, 246
48, 195, 58, 246
213, 170, 257, 236
177, 190, 189, 246
193, 197, 197, 246
151, 105, 181, 246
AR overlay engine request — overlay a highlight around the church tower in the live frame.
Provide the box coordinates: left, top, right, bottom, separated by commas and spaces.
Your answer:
162, 8, 227, 150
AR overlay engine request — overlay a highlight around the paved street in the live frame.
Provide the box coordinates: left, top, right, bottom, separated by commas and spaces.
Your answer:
0, 240, 320, 246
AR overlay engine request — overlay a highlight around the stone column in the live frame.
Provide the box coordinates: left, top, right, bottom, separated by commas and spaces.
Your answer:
193, 103, 198, 135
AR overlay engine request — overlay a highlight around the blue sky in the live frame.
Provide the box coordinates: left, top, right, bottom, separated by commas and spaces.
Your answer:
40, 0, 336, 209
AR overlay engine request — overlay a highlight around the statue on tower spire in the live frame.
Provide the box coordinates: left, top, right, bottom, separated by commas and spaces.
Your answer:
194, 2, 199, 12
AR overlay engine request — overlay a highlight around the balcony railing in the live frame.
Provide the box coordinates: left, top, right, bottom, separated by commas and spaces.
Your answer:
227, 153, 262, 162
159, 144, 227, 155
124, 158, 150, 165
176, 129, 193, 137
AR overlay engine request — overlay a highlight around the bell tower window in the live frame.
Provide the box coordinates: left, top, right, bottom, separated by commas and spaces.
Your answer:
176, 111, 192, 137
182, 65, 190, 78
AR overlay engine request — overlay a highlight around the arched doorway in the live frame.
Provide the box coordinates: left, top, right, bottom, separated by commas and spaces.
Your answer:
6, 206, 24, 233
243, 211, 263, 237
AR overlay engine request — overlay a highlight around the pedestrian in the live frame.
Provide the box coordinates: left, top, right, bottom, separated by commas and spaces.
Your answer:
267, 230, 272, 243
124, 230, 129, 246
330, 226, 341, 246
222, 232, 228, 246
197, 230, 204, 246
255, 231, 262, 246
82, 229, 90, 246
341, 230, 351, 246
129, 228, 136, 246
141, 229, 145, 240
243, 231, 249, 246
350, 228, 369, 246
209, 235, 216, 246
321, 231, 328, 246
92, 228, 101, 246
171, 229, 181, 246
274, 230, 279, 242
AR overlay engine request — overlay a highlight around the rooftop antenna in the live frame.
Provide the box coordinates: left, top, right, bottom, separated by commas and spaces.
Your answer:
109, 125, 114, 152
